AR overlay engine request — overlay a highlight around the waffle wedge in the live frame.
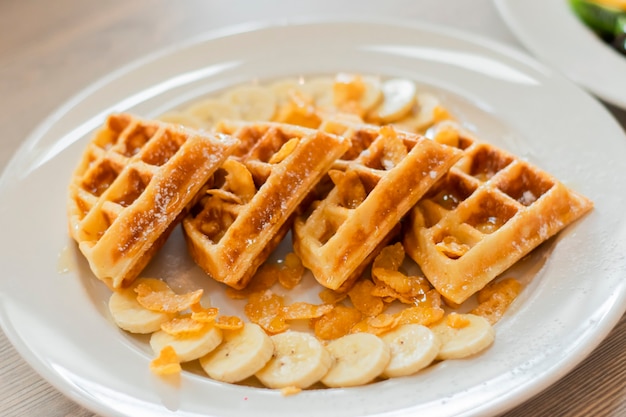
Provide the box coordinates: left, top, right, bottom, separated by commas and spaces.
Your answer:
293, 122, 463, 291
182, 121, 350, 289
67, 113, 239, 289
403, 121, 593, 304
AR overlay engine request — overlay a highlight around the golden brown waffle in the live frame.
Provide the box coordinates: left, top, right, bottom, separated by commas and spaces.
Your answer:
67, 113, 239, 289
182, 121, 350, 289
292, 122, 463, 291
403, 121, 594, 304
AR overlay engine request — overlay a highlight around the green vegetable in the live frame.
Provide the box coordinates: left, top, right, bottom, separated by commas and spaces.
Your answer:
569, 0, 626, 40
613, 15, 626, 53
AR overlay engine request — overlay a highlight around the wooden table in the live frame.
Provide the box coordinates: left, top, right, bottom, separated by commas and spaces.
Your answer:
1, 0, 624, 416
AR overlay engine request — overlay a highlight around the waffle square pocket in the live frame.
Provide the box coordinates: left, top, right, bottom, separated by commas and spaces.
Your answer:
67, 113, 239, 289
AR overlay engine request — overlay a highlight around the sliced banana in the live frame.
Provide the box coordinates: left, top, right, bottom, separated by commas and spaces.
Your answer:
360, 76, 385, 114
269, 78, 305, 105
199, 323, 274, 383
321, 332, 390, 388
380, 324, 441, 378
430, 314, 495, 360
255, 331, 332, 389
221, 85, 276, 121
392, 92, 441, 133
186, 98, 241, 128
157, 111, 205, 130
299, 76, 335, 109
108, 278, 175, 334
368, 78, 417, 124
150, 323, 223, 363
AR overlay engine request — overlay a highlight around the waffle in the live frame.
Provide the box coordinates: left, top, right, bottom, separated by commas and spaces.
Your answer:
292, 122, 463, 291
182, 121, 350, 289
403, 121, 594, 304
67, 113, 239, 289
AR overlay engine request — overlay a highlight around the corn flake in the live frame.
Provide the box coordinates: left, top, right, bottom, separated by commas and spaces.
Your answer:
370, 284, 401, 304
333, 73, 366, 115
277, 252, 305, 290
223, 159, 256, 203
348, 279, 385, 316
273, 90, 321, 129
471, 278, 523, 324
372, 242, 405, 271
281, 386, 303, 396
318, 288, 348, 304
431, 123, 461, 148
190, 305, 220, 323
395, 306, 444, 327
135, 283, 203, 314
433, 105, 453, 122
281, 302, 334, 321
476, 277, 522, 304
226, 263, 278, 299
395, 290, 445, 326
312, 305, 362, 340
150, 345, 181, 376
372, 268, 413, 294
372, 272, 432, 305
446, 312, 470, 329
351, 313, 398, 336
244, 290, 288, 334
269, 138, 300, 164
435, 236, 469, 259
380, 127, 408, 170
215, 315, 244, 330
161, 315, 206, 336
329, 170, 367, 209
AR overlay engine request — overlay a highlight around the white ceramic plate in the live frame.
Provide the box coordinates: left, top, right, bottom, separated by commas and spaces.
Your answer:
1, 20, 625, 417
494, 0, 626, 108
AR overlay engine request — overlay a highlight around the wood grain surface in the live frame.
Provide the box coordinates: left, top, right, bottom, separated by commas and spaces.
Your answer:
1, 0, 624, 416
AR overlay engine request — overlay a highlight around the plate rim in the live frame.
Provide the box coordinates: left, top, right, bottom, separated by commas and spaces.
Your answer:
493, 0, 626, 109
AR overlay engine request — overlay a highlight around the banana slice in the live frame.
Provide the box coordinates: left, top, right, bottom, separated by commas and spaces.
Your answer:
186, 98, 241, 128
380, 324, 441, 378
221, 85, 277, 121
367, 78, 417, 124
157, 111, 205, 130
150, 323, 223, 363
353, 75, 384, 115
108, 278, 175, 334
321, 332, 390, 388
392, 92, 442, 133
255, 331, 332, 389
199, 323, 274, 383
269, 78, 304, 105
430, 314, 495, 360
299, 76, 335, 109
